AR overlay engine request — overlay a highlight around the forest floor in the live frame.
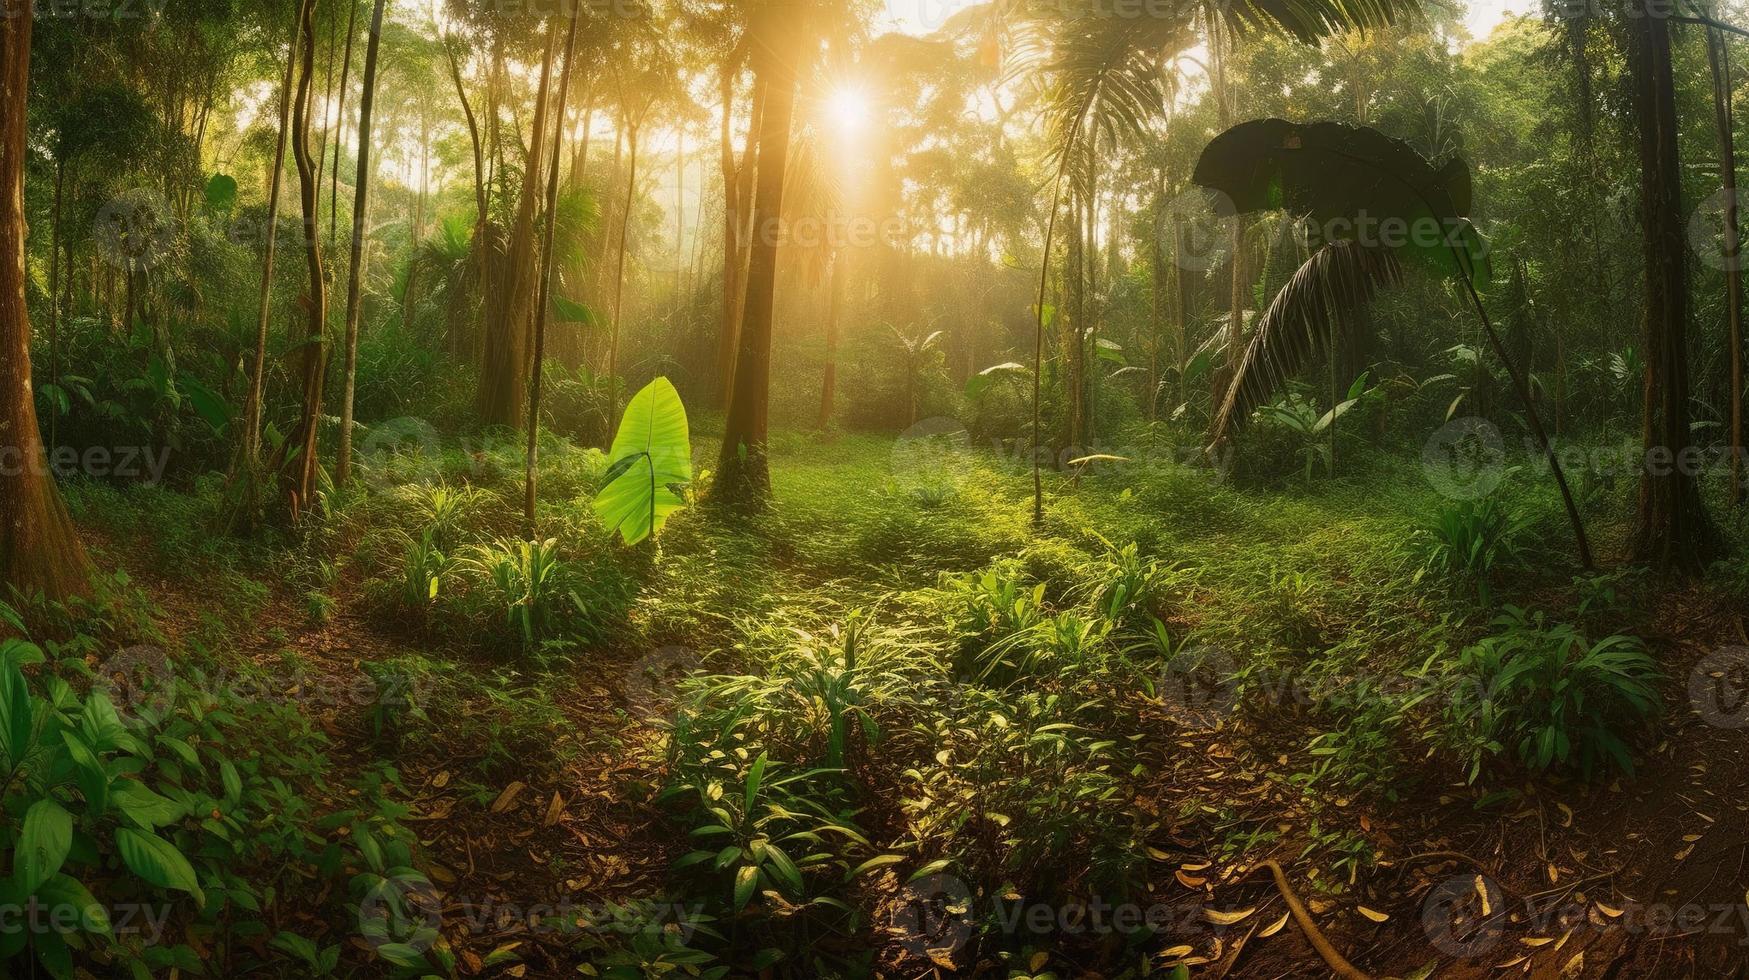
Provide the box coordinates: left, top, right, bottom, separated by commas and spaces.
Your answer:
54, 425, 1749, 979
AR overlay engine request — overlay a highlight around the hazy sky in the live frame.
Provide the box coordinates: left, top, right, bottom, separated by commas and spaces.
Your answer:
883, 0, 1542, 43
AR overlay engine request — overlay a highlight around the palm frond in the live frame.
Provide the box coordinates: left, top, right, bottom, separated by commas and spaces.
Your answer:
1208, 241, 1402, 447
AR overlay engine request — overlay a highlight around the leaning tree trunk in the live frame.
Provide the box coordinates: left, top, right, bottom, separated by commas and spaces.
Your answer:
276, 0, 328, 521
327, 0, 360, 259
1630, 4, 1719, 569
1707, 23, 1744, 508
443, 34, 488, 357
715, 3, 805, 508
333, 0, 388, 487
0, 0, 93, 601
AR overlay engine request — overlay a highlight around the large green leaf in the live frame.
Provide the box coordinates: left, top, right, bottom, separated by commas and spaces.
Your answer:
115, 828, 204, 905
1193, 118, 1490, 287
16, 800, 73, 894
0, 662, 32, 769
593, 378, 692, 546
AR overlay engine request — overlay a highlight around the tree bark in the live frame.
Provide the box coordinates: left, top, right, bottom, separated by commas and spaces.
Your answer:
275, 0, 329, 521
1707, 23, 1744, 508
607, 121, 639, 441
333, 0, 388, 487
715, 2, 806, 508
476, 26, 555, 429
0, 0, 93, 601
1629, 5, 1719, 569
526, 4, 582, 537
818, 249, 844, 428
229, 13, 299, 530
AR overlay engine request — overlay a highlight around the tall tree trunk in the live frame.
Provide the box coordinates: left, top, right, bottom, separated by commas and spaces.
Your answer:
1629, 5, 1719, 569
715, 2, 805, 508
1064, 180, 1085, 450
276, 0, 328, 521
333, 0, 388, 487
443, 34, 488, 355
477, 26, 556, 429
819, 249, 844, 428
230, 14, 299, 530
327, 0, 360, 259
525, 4, 581, 537
1707, 23, 1745, 508
607, 121, 639, 441
47, 158, 64, 451
0, 0, 93, 601
720, 71, 763, 409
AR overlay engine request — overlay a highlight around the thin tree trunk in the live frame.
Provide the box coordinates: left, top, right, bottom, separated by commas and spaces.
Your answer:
231, 15, 299, 528
819, 249, 843, 428
1707, 23, 1745, 507
607, 121, 640, 441
1, 0, 93, 600
333, 0, 388, 487
48, 158, 64, 451
525, 3, 582, 537
327, 0, 360, 258
276, 0, 328, 521
443, 34, 488, 343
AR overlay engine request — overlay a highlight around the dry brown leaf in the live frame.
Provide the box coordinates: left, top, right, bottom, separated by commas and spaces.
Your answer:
1203, 907, 1255, 926
1357, 906, 1390, 923
1521, 937, 1554, 947
1596, 902, 1624, 918
1560, 951, 1584, 978
1176, 870, 1208, 889
543, 792, 565, 826
1259, 912, 1290, 937
491, 781, 526, 813
1557, 803, 1573, 828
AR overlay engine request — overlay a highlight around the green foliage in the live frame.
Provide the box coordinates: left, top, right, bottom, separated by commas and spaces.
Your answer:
1438, 607, 1661, 780
594, 378, 693, 546
1412, 492, 1528, 605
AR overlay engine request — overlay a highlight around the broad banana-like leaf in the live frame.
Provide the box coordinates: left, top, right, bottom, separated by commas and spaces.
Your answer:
1208, 241, 1403, 448
593, 378, 692, 545
1193, 118, 1490, 287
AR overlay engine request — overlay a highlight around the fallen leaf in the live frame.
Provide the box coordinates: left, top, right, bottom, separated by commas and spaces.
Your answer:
1203, 907, 1255, 926
491, 782, 526, 813
1259, 912, 1290, 937
1357, 906, 1389, 922
1176, 870, 1207, 888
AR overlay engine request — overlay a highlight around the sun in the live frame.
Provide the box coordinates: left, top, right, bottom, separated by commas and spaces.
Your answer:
827, 86, 870, 134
